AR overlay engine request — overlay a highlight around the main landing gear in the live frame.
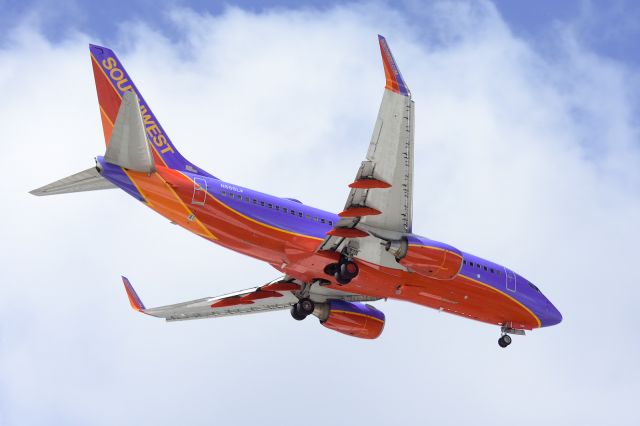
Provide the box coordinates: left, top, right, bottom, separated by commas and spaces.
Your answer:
290, 298, 315, 321
323, 257, 359, 285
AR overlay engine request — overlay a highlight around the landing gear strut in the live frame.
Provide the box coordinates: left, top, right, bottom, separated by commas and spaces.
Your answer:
324, 257, 359, 285
290, 298, 315, 321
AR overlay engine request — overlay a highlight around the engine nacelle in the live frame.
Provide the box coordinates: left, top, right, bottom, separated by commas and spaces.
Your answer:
386, 236, 463, 280
315, 300, 385, 339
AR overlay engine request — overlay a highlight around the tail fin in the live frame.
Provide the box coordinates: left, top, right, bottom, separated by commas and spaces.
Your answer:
89, 44, 215, 178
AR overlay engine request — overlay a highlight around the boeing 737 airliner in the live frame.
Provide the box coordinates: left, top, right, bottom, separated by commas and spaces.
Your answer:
31, 35, 561, 347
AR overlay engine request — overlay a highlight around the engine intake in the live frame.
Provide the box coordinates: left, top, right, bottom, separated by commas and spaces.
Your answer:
315, 300, 385, 339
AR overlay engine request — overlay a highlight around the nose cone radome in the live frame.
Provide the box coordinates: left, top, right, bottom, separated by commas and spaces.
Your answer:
542, 300, 563, 327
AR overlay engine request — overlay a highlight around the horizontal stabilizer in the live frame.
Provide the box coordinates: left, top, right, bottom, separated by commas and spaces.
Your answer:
29, 167, 116, 196
104, 91, 155, 173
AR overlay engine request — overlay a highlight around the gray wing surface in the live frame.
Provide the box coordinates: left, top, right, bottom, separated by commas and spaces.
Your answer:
318, 36, 414, 272
29, 167, 116, 196
123, 277, 378, 322
320, 61, 414, 253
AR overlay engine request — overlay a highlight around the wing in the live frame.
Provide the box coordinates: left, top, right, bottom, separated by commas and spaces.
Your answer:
122, 277, 378, 322
320, 35, 414, 254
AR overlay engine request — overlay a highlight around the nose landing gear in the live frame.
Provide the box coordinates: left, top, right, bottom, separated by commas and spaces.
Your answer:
498, 334, 512, 348
497, 324, 525, 348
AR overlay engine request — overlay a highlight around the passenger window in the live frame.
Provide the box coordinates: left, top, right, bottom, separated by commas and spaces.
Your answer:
463, 260, 467, 265
252, 199, 257, 204
268, 203, 273, 209
490, 268, 494, 273
328, 220, 333, 226
275, 205, 280, 211
314, 217, 318, 222
470, 262, 474, 267
283, 208, 288, 213
229, 193, 234, 199
221, 191, 226, 196
321, 218, 325, 224
484, 266, 488, 271
477, 264, 481, 269
291, 210, 295, 215
244, 196, 250, 202
298, 212, 303, 218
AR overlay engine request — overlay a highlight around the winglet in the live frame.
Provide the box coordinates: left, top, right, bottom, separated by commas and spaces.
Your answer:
122, 276, 146, 312
378, 35, 410, 96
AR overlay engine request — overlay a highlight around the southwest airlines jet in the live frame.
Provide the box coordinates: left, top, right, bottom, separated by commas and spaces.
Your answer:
31, 36, 561, 348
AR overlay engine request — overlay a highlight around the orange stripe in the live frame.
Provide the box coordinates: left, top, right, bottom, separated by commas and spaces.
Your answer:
123, 169, 216, 240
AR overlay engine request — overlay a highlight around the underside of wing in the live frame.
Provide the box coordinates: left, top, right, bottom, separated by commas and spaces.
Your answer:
122, 276, 378, 322
319, 35, 414, 263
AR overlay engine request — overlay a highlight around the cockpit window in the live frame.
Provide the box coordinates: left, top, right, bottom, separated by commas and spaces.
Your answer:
528, 282, 541, 293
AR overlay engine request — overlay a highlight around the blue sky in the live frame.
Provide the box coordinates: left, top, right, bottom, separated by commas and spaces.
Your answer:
1, 1, 639, 425
3, 0, 640, 67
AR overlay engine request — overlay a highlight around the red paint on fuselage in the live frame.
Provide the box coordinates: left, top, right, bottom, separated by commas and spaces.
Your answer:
124, 166, 540, 330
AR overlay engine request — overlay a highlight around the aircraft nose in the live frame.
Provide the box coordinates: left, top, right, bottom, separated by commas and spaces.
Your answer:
543, 300, 563, 327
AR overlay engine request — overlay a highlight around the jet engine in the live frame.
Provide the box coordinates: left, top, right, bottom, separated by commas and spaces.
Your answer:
314, 300, 385, 339
386, 236, 463, 280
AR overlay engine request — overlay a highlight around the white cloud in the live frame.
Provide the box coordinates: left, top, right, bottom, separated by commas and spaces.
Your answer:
1, 1, 639, 425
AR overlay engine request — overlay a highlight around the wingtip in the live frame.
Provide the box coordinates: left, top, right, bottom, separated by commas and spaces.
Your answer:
377, 35, 410, 96
122, 276, 146, 312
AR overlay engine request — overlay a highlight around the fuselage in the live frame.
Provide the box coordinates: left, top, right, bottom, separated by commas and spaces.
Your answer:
98, 157, 562, 330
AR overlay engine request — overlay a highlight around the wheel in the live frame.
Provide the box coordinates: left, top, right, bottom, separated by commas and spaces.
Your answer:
324, 263, 339, 276
340, 261, 359, 279
498, 335, 512, 348
298, 298, 315, 315
290, 305, 307, 321
334, 272, 351, 285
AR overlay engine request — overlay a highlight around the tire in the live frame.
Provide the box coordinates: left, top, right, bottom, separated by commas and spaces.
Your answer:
290, 305, 307, 321
340, 261, 359, 279
298, 298, 315, 315
498, 337, 508, 348
324, 263, 339, 276
334, 272, 351, 285
503, 334, 512, 345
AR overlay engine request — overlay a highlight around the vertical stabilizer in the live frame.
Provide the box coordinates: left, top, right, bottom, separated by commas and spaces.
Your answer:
89, 44, 216, 178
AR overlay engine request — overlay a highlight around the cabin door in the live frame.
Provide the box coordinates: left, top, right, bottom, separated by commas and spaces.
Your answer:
192, 176, 207, 205
505, 268, 517, 292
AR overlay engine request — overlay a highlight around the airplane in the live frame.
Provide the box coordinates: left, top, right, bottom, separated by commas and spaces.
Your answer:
31, 35, 562, 348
